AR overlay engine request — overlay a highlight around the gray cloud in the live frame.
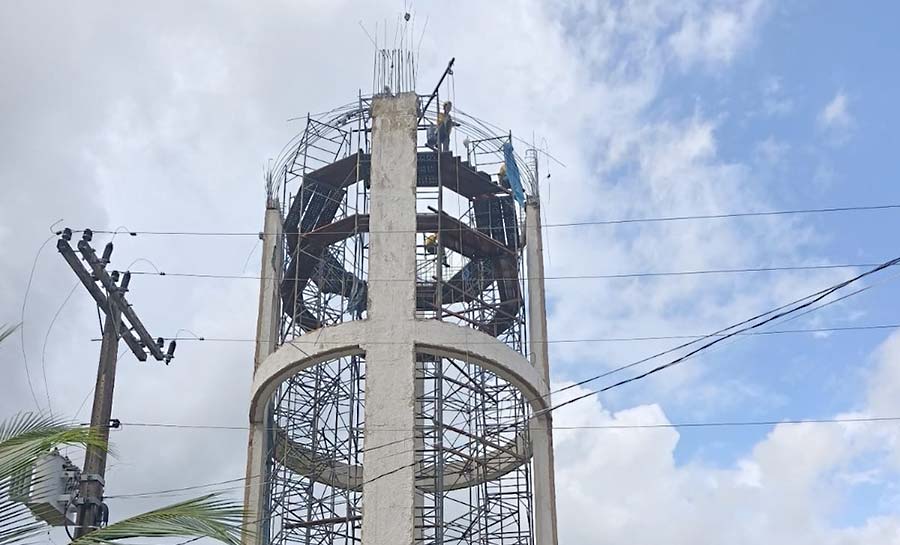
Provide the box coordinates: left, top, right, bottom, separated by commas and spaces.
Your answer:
2, 1, 895, 543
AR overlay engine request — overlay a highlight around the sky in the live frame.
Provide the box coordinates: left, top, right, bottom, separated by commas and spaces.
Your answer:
3, 1, 900, 544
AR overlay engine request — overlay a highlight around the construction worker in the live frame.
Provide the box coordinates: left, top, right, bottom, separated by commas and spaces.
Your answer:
425, 233, 438, 254
497, 163, 510, 189
427, 101, 457, 152
424, 233, 449, 267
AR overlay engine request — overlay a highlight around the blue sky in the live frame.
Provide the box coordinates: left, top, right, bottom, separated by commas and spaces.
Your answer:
3, 1, 900, 543
571, 0, 900, 447
537, 0, 900, 538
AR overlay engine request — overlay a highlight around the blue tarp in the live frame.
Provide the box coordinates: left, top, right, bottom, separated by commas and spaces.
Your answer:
502, 142, 526, 207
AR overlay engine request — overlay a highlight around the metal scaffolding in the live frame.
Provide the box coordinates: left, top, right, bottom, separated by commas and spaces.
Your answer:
262, 84, 536, 545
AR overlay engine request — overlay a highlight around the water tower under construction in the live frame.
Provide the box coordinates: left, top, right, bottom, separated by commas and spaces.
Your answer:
243, 55, 559, 545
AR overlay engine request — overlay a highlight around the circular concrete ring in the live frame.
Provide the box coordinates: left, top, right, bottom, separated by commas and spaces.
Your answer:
251, 320, 549, 492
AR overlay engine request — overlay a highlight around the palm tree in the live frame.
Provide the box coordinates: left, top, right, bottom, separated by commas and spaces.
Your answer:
1, 325, 246, 545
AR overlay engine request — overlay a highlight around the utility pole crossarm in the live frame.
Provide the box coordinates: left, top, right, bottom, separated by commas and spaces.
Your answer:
75, 239, 168, 362
56, 238, 147, 361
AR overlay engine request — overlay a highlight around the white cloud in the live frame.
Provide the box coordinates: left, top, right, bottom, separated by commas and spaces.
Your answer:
552, 329, 900, 544
669, 0, 769, 69
0, 0, 893, 543
762, 76, 794, 116
820, 92, 852, 128
755, 135, 790, 167
818, 91, 855, 144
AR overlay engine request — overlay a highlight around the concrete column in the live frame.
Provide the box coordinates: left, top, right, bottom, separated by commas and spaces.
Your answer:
242, 420, 270, 545
525, 197, 559, 545
243, 198, 283, 545
255, 199, 284, 370
362, 93, 419, 545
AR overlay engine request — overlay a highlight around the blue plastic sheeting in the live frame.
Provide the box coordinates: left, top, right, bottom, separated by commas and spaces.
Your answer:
502, 142, 526, 207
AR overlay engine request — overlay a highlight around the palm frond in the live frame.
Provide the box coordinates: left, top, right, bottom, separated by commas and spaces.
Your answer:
0, 323, 20, 345
0, 508, 49, 545
71, 494, 246, 545
0, 413, 108, 480
1, 413, 109, 545
0, 414, 244, 545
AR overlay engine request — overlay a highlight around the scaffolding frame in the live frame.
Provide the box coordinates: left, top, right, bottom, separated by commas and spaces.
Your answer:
263, 90, 535, 545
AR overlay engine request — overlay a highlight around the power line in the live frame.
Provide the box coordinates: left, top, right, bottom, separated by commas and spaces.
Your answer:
125, 261, 883, 282
105, 475, 249, 499
100, 414, 900, 502
346, 269, 900, 485
342, 256, 900, 497
88, 238, 900, 502
69, 203, 900, 238
40, 281, 80, 413
97, 323, 899, 345
20, 234, 56, 410
109, 262, 897, 480
558, 416, 900, 429
100, 258, 900, 504
549, 204, 900, 227
540, 266, 897, 404
537, 255, 900, 420
109, 414, 900, 434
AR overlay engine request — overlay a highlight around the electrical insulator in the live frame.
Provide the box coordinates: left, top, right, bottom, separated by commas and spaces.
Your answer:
120, 271, 131, 291
156, 337, 164, 350
62, 228, 72, 241
110, 270, 120, 283
82, 228, 93, 242
165, 340, 177, 364
101, 243, 113, 264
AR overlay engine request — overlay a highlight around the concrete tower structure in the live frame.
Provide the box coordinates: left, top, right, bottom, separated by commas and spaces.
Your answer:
244, 81, 557, 545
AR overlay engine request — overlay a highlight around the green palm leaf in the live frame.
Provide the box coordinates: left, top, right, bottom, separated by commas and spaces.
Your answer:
71, 494, 245, 545
0, 413, 108, 480
2, 327, 247, 545
1, 413, 108, 545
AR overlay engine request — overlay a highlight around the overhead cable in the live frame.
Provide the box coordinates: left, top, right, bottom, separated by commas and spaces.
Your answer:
67, 203, 900, 238
124, 262, 882, 282
109, 414, 900, 434
536, 255, 900, 419
94, 323, 899, 345
101, 413, 900, 501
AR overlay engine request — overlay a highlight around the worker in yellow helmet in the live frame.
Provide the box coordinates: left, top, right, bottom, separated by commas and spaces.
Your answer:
427, 101, 458, 152
425, 233, 438, 253
424, 233, 449, 267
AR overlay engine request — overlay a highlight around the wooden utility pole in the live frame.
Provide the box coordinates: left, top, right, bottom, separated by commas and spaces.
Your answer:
75, 309, 119, 538
56, 227, 174, 538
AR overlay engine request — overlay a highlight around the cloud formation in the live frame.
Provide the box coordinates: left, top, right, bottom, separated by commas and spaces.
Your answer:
554, 329, 900, 544
0, 1, 893, 543
818, 91, 855, 144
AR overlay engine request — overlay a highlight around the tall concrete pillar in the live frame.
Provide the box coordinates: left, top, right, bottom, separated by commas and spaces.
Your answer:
255, 198, 284, 371
526, 196, 560, 545
360, 92, 420, 545
243, 198, 283, 545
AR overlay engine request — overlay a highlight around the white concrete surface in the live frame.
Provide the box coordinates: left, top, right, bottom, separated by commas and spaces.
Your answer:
526, 197, 560, 545
249, 320, 550, 425
360, 92, 419, 545
243, 200, 283, 545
